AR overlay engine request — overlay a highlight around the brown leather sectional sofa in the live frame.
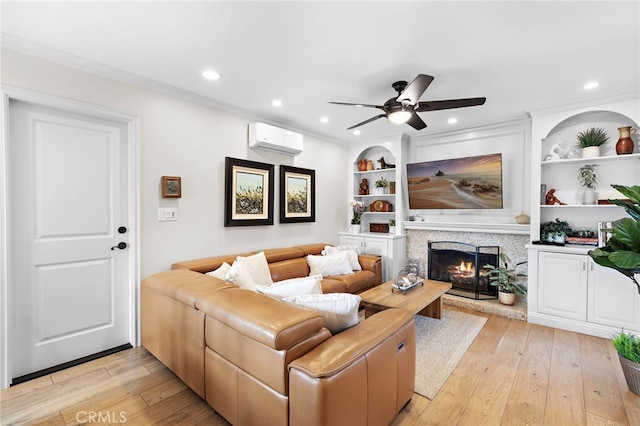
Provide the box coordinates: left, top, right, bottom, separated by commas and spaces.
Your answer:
141, 243, 416, 425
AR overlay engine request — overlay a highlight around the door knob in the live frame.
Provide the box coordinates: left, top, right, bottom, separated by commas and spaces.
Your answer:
111, 242, 127, 250
118, 226, 127, 234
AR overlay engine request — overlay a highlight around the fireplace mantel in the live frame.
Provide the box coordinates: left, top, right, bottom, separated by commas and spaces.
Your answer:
403, 221, 530, 235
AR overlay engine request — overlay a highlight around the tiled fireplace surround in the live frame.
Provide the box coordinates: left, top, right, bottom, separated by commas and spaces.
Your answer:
406, 227, 529, 321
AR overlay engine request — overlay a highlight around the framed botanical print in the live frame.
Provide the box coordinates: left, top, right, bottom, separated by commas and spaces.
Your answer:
161, 176, 181, 198
224, 157, 274, 226
280, 165, 315, 223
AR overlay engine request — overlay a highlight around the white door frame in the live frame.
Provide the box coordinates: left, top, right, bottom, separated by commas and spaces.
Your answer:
0, 86, 140, 389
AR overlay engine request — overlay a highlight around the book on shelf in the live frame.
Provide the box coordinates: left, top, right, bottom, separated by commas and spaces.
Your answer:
566, 236, 599, 246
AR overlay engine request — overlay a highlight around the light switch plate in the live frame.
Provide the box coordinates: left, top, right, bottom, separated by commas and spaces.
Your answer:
158, 207, 178, 221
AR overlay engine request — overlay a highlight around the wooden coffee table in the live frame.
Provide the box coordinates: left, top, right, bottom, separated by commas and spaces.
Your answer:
359, 279, 452, 319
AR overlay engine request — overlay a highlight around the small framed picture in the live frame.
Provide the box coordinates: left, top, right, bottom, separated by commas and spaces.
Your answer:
161, 176, 181, 198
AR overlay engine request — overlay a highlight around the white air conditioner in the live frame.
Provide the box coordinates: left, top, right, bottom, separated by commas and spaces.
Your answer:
248, 122, 303, 156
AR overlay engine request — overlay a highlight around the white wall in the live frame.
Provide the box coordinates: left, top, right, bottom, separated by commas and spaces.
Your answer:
1, 48, 348, 277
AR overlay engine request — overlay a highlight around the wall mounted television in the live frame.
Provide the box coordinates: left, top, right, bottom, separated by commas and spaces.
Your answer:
406, 153, 503, 209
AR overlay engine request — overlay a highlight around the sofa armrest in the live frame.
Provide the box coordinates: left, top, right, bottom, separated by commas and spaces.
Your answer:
358, 253, 383, 285
288, 309, 415, 426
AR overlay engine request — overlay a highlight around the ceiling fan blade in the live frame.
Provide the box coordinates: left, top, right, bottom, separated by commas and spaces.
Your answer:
416, 97, 487, 112
396, 74, 434, 105
329, 101, 384, 109
406, 113, 427, 130
346, 114, 387, 130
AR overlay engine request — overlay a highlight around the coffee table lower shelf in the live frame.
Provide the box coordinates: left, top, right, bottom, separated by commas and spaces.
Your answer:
359, 279, 452, 319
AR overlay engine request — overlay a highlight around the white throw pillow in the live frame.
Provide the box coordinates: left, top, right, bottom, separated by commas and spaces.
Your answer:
205, 262, 232, 280
226, 251, 273, 290
323, 245, 362, 271
256, 274, 323, 299
306, 251, 353, 277
284, 293, 362, 334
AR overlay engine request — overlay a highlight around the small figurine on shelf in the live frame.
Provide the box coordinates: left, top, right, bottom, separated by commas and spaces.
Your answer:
357, 158, 368, 171
378, 156, 395, 169
545, 188, 566, 205
359, 178, 370, 195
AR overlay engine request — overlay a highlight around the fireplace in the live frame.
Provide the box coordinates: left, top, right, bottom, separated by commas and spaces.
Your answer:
428, 241, 499, 300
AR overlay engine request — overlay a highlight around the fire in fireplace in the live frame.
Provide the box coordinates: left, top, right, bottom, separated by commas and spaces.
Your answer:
428, 241, 499, 300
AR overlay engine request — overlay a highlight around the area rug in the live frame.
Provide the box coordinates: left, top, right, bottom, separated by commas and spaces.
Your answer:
414, 309, 487, 399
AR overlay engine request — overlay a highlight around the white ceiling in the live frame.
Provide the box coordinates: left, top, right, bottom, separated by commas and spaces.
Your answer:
2, 1, 639, 145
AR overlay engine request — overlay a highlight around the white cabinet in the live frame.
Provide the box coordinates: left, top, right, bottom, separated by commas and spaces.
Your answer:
538, 251, 588, 321
588, 258, 640, 330
338, 232, 406, 282
530, 247, 640, 337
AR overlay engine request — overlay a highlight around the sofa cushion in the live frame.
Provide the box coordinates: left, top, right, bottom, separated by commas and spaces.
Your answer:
205, 262, 232, 280
284, 293, 362, 334
306, 252, 352, 277
323, 245, 362, 271
227, 251, 274, 290
256, 274, 323, 299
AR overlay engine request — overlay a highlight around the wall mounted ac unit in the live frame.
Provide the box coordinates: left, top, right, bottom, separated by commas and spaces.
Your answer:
248, 122, 303, 156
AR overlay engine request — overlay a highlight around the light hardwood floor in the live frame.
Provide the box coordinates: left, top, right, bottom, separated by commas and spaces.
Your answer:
2, 306, 640, 425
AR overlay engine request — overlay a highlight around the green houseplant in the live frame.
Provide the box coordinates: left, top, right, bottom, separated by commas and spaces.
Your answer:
588, 184, 640, 395
540, 218, 572, 243
484, 253, 528, 305
388, 218, 396, 234
588, 184, 640, 294
372, 176, 388, 195
577, 127, 609, 158
577, 164, 598, 204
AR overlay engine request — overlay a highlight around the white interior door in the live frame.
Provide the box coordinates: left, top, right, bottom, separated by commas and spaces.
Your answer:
8, 99, 132, 380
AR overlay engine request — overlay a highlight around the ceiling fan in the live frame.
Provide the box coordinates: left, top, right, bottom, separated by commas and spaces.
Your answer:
329, 74, 486, 130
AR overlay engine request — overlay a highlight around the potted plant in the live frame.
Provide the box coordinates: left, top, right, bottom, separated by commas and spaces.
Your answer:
388, 219, 396, 234
577, 127, 609, 158
588, 185, 640, 395
484, 253, 528, 305
540, 218, 572, 243
611, 331, 640, 396
349, 199, 366, 233
373, 176, 388, 195
577, 164, 598, 204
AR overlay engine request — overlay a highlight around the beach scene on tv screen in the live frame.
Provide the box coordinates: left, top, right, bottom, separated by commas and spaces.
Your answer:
407, 153, 503, 209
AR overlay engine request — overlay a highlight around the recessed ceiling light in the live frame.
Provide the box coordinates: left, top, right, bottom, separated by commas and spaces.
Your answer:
448, 117, 458, 125
353, 130, 361, 136
584, 81, 599, 90
272, 99, 283, 107
320, 117, 329, 123
202, 70, 222, 80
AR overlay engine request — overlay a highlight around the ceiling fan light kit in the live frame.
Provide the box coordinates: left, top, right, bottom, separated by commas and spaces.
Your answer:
330, 74, 486, 131
388, 110, 412, 124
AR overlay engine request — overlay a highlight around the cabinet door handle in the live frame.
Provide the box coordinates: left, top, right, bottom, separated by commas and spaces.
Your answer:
582, 261, 586, 271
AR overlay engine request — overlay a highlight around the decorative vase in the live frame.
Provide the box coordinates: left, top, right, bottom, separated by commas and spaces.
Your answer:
619, 354, 640, 396
389, 226, 396, 234
581, 146, 601, 158
583, 188, 597, 205
616, 126, 636, 155
372, 187, 385, 195
553, 234, 566, 244
498, 291, 516, 306
350, 224, 361, 233
515, 212, 530, 224
366, 160, 374, 171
